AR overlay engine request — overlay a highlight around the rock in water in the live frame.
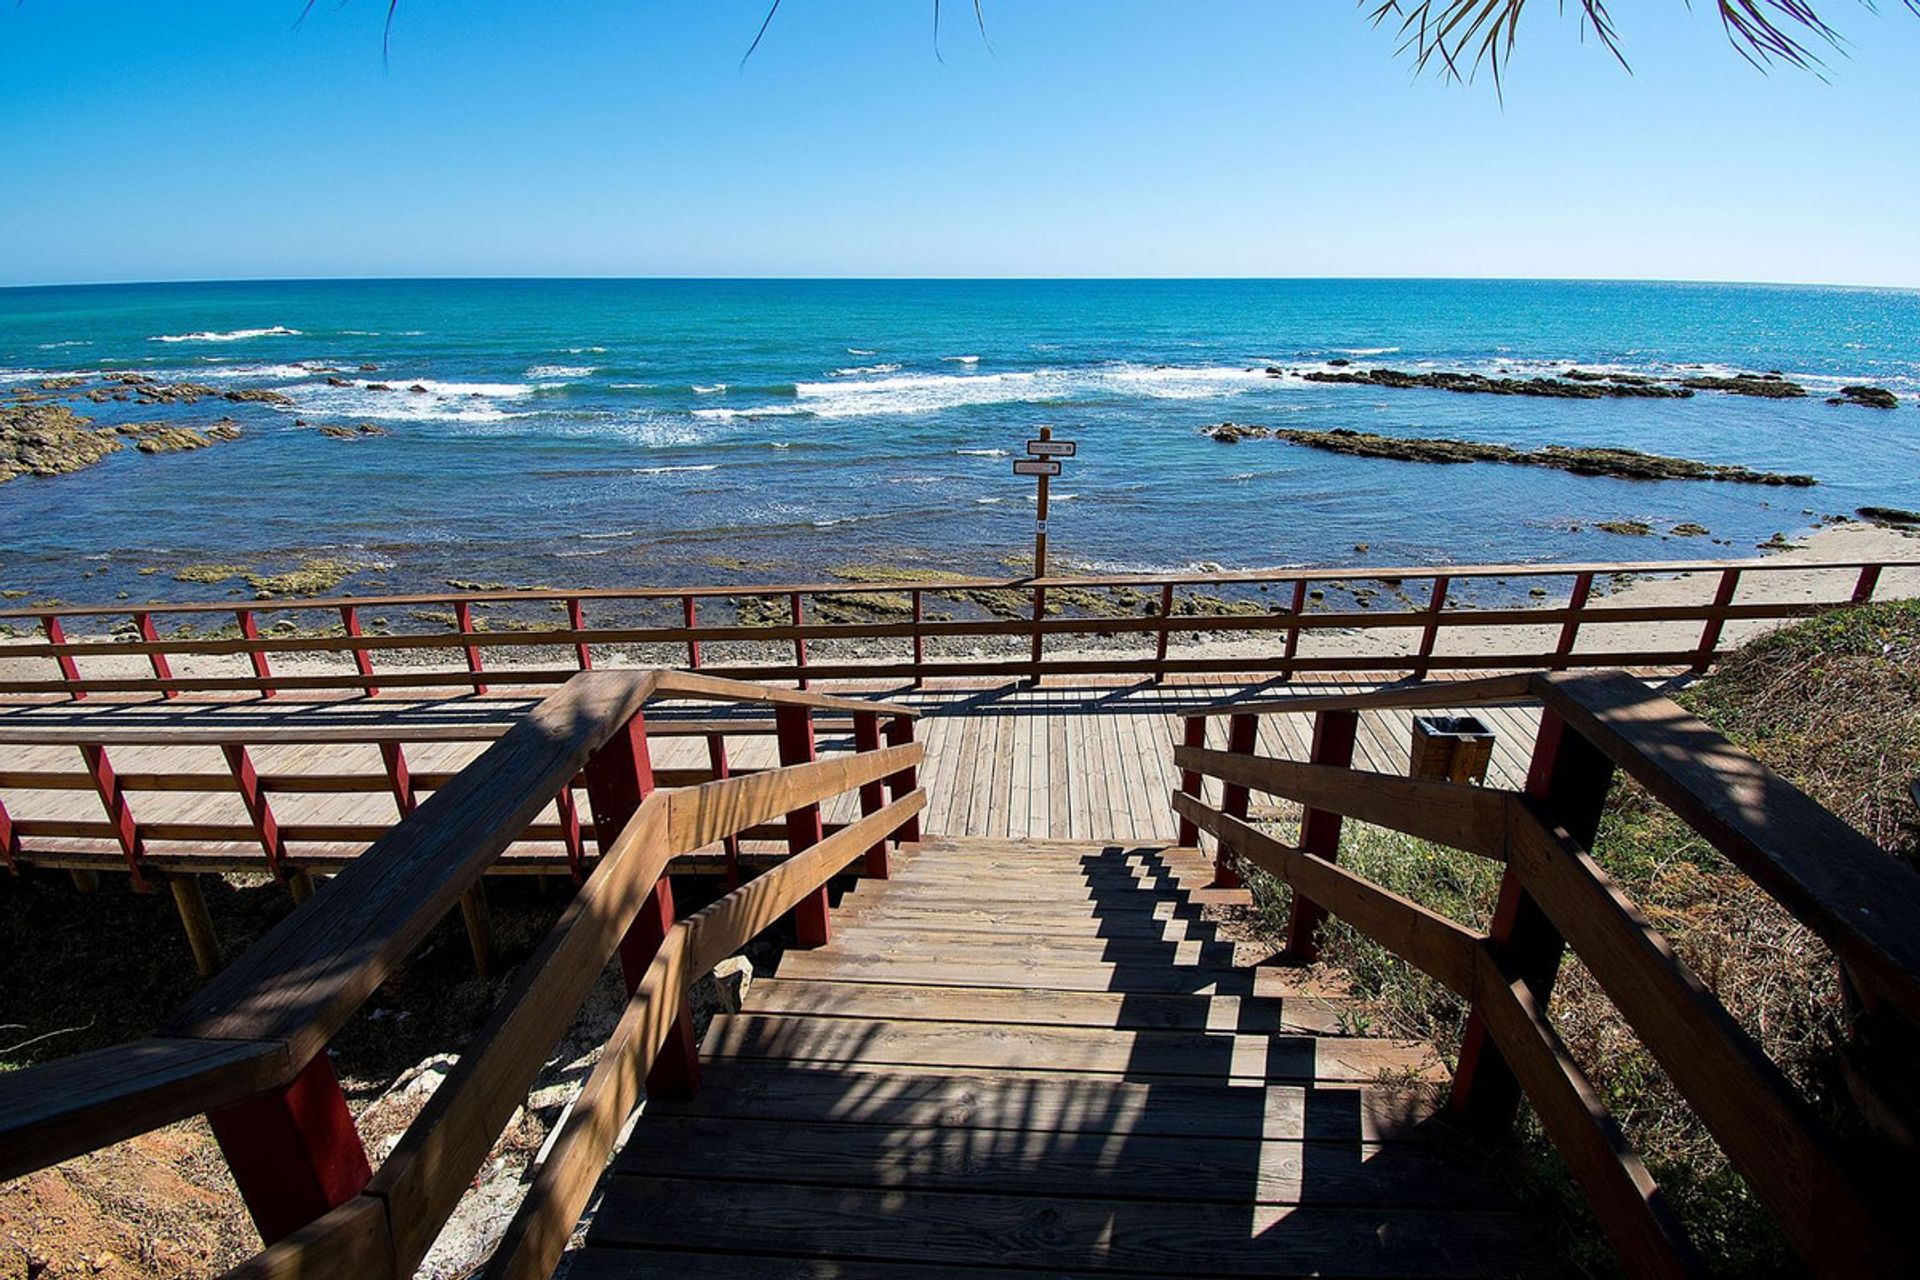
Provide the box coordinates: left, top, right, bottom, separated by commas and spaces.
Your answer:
1828, 385, 1899, 409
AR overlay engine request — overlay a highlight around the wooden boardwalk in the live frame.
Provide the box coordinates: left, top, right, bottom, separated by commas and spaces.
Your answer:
570, 835, 1549, 1278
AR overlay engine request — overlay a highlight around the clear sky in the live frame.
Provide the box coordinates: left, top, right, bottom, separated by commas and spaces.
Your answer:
3, 1, 1917, 288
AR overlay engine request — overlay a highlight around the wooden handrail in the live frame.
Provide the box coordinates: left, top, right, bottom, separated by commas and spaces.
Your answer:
1172, 667, 1920, 1277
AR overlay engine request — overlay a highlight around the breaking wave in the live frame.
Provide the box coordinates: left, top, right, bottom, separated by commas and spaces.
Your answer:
150, 326, 302, 343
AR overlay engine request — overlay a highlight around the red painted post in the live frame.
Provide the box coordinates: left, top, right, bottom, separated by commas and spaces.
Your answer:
884, 714, 921, 844
581, 711, 698, 1097
910, 589, 926, 688
379, 742, 417, 814
1283, 709, 1360, 959
223, 744, 287, 880
1851, 564, 1882, 605
454, 600, 488, 694
1692, 567, 1741, 673
555, 783, 587, 883
705, 732, 743, 888
236, 609, 276, 698
81, 744, 148, 891
206, 1053, 372, 1246
1153, 584, 1176, 683
1175, 715, 1206, 848
41, 615, 84, 701
682, 595, 701, 670
1280, 581, 1307, 682
0, 796, 19, 875
337, 605, 378, 697
1551, 572, 1594, 672
1409, 575, 1449, 680
133, 612, 177, 699
1449, 708, 1615, 1138
1213, 713, 1260, 888
851, 712, 889, 878
790, 592, 809, 690
775, 706, 830, 945
568, 597, 593, 670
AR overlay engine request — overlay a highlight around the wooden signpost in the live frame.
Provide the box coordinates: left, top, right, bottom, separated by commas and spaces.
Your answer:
1017, 426, 1076, 682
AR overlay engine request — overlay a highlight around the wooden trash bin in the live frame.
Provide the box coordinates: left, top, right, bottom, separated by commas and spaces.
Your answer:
1410, 714, 1496, 784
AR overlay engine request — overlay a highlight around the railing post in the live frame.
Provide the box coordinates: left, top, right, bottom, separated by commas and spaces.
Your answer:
1280, 581, 1307, 683
338, 605, 377, 697
1692, 567, 1740, 673
206, 1053, 372, 1246
1449, 707, 1615, 1139
41, 614, 84, 701
454, 600, 488, 694
1283, 709, 1359, 959
555, 783, 587, 883
852, 712, 889, 878
706, 732, 743, 888
682, 595, 701, 670
1175, 715, 1206, 848
1028, 583, 1047, 687
1851, 564, 1882, 605
1153, 584, 1175, 683
790, 592, 809, 690
0, 796, 18, 876
1409, 575, 1449, 680
583, 709, 698, 1097
236, 609, 275, 698
569, 597, 593, 670
1552, 572, 1593, 672
1212, 713, 1261, 888
81, 743, 148, 892
884, 714, 921, 844
775, 706, 831, 945
910, 588, 926, 688
133, 611, 177, 699
223, 744, 287, 881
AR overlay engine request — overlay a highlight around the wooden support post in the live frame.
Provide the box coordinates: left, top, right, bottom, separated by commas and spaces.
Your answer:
338, 606, 377, 697
1552, 572, 1594, 672
287, 870, 315, 904
1153, 584, 1176, 683
81, 743, 148, 891
69, 870, 100, 894
206, 1053, 372, 1246
885, 714, 921, 844
681, 596, 701, 670
459, 882, 495, 979
167, 872, 223, 976
1280, 581, 1307, 683
134, 612, 177, 699
555, 783, 587, 883
1851, 564, 1882, 605
223, 744, 287, 880
454, 600, 488, 694
569, 597, 593, 670
790, 592, 808, 690
1692, 568, 1740, 673
0, 796, 19, 876
1283, 709, 1360, 959
1449, 708, 1615, 1138
1409, 576, 1449, 680
41, 615, 84, 701
705, 733, 743, 888
1028, 584, 1047, 687
775, 706, 830, 946
1175, 716, 1207, 848
852, 712, 889, 878
581, 711, 698, 1098
380, 742, 417, 814
910, 588, 926, 688
1214, 713, 1260, 888
236, 609, 275, 698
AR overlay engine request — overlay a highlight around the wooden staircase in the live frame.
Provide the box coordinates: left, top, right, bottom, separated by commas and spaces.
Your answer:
569, 836, 1552, 1278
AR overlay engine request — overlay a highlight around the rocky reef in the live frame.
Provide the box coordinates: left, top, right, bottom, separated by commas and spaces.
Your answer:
1297, 367, 1694, 400
1211, 423, 1816, 486
2, 401, 123, 481
1828, 385, 1900, 409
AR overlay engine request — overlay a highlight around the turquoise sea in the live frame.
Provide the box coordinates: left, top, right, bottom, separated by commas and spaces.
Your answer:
2, 278, 1917, 606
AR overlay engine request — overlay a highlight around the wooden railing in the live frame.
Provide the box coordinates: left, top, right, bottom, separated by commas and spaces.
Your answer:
0, 669, 924, 1280
1, 554, 1911, 696
1172, 669, 1920, 1278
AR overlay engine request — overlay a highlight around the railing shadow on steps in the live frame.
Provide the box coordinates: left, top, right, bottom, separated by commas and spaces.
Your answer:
1171, 668, 1920, 1279
0, 668, 926, 1280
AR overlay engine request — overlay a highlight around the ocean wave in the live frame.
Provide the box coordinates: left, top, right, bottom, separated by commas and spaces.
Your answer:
955, 447, 1010, 457
692, 405, 810, 421
37, 340, 91, 350
150, 326, 302, 343
580, 529, 637, 540
526, 364, 594, 380
778, 362, 1274, 418
847, 347, 877, 356
281, 377, 539, 423
831, 363, 902, 376
1335, 346, 1400, 356
609, 382, 655, 390
568, 346, 608, 354
976, 496, 1006, 504
692, 383, 727, 395
554, 547, 613, 558
634, 463, 720, 475
942, 355, 982, 364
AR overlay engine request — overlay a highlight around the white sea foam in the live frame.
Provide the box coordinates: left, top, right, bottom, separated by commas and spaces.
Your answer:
942, 355, 981, 364
150, 326, 302, 343
955, 448, 1010, 457
692, 383, 727, 395
1336, 346, 1400, 356
283, 377, 538, 423
976, 496, 1005, 504
0, 369, 57, 384
526, 364, 594, 380
568, 346, 608, 354
771, 363, 1275, 418
831, 363, 902, 376
555, 548, 613, 558
846, 348, 877, 356
37, 340, 91, 350
692, 405, 808, 421
609, 382, 655, 390
580, 529, 639, 540
634, 463, 720, 475
767, 442, 793, 449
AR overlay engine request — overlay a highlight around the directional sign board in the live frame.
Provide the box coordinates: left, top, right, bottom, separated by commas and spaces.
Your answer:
1027, 439, 1077, 458
1013, 459, 1062, 477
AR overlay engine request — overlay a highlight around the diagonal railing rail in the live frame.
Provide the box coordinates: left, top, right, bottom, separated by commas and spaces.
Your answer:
0, 669, 923, 1280
1172, 669, 1920, 1279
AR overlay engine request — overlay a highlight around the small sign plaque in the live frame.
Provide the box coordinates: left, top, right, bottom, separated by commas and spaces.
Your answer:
1027, 439, 1077, 458
1013, 459, 1061, 477
1035, 520, 1048, 534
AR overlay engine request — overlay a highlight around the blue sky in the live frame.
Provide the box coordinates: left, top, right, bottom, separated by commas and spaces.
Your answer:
2, 1, 1917, 287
